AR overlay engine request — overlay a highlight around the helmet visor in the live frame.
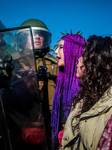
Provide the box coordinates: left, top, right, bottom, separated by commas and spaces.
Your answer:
32, 28, 51, 49
16, 27, 51, 55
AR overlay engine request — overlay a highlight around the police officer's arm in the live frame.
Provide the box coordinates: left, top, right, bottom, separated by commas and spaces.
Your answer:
0, 54, 14, 88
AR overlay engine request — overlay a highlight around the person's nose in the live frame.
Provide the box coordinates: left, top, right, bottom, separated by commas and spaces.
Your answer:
35, 37, 40, 40
77, 59, 80, 67
77, 63, 79, 67
34, 35, 40, 40
55, 48, 58, 54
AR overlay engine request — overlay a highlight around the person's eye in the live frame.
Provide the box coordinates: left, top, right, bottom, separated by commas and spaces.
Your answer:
80, 65, 85, 71
60, 45, 63, 49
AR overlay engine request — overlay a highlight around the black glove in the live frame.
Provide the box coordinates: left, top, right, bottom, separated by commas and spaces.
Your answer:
0, 54, 14, 88
37, 66, 47, 80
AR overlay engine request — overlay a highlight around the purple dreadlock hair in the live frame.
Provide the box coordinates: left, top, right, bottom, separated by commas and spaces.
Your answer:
51, 34, 85, 144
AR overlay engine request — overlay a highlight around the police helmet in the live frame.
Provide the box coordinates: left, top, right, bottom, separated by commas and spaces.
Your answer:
16, 19, 52, 55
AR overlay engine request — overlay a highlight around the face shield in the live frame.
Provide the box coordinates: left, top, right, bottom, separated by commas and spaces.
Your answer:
0, 33, 6, 47
32, 27, 51, 50
16, 27, 51, 56
0, 26, 48, 150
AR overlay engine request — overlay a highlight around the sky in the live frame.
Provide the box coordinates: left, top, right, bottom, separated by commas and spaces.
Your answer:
0, 0, 112, 50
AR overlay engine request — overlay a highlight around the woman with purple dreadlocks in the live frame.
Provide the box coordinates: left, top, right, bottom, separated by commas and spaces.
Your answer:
51, 33, 85, 149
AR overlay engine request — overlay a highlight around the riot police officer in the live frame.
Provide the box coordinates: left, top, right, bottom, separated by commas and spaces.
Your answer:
0, 32, 14, 88
0, 32, 14, 150
0, 55, 13, 88
16, 19, 58, 150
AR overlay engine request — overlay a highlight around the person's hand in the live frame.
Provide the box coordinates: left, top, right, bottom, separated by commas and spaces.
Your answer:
0, 54, 14, 88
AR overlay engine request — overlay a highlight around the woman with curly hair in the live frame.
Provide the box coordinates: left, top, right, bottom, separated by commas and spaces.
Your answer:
59, 35, 112, 150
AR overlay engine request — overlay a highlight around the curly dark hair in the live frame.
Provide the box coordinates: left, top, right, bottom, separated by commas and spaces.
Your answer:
73, 35, 112, 113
